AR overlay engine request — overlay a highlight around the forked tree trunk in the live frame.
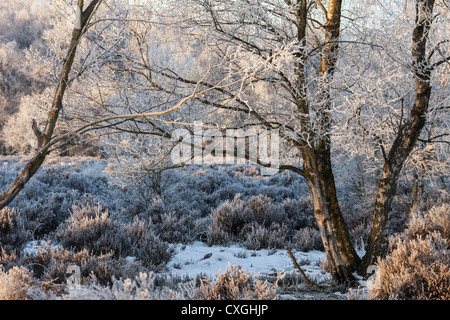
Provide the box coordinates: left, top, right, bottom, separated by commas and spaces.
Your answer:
291, 0, 359, 282
0, 0, 102, 210
303, 149, 355, 283
317, 147, 361, 271
361, 0, 436, 271
315, 0, 361, 272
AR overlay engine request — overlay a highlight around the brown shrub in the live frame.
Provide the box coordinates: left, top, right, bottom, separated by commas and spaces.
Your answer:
0, 266, 34, 300
196, 263, 280, 300
373, 203, 450, 300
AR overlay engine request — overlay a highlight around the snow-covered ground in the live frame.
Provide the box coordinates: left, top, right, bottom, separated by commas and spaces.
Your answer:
165, 241, 354, 300
167, 241, 327, 281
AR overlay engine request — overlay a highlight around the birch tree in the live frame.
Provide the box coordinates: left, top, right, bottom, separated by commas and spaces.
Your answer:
360, 0, 448, 270
0, 0, 104, 209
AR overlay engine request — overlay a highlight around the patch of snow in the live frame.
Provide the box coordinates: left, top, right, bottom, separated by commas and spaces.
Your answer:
125, 256, 136, 263
23, 240, 61, 256
166, 241, 327, 281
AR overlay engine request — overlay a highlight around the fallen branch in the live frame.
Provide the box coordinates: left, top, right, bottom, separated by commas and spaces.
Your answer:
285, 246, 316, 287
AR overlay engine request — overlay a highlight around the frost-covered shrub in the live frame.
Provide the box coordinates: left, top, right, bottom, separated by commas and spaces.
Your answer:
281, 197, 316, 229
206, 227, 233, 247
125, 219, 175, 271
208, 194, 252, 239
247, 195, 287, 227
373, 203, 450, 300
292, 227, 323, 252
157, 211, 199, 243
21, 245, 122, 287
16, 189, 82, 237
56, 203, 174, 271
0, 266, 34, 300
206, 193, 323, 249
244, 223, 288, 250
0, 207, 32, 254
206, 191, 321, 249
197, 264, 279, 300
4, 159, 114, 236
402, 203, 450, 245
56, 204, 131, 258
137, 198, 204, 244
160, 165, 309, 215
375, 235, 450, 300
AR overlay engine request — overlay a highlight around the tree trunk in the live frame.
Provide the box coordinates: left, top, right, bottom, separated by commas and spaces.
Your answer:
315, 0, 361, 272
303, 149, 355, 284
0, 0, 102, 210
290, 0, 359, 281
361, 0, 435, 272
316, 145, 361, 271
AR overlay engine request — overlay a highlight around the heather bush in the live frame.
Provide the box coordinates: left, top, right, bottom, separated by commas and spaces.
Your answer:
139, 198, 203, 244
373, 203, 450, 300
0, 266, 34, 300
375, 235, 450, 300
125, 218, 175, 271
56, 203, 174, 271
0, 207, 33, 254
206, 193, 328, 250
208, 194, 251, 238
281, 197, 316, 229
196, 263, 280, 300
206, 227, 233, 246
206, 194, 290, 248
244, 223, 288, 250
402, 203, 450, 245
21, 245, 126, 287
56, 204, 131, 258
247, 195, 287, 227
4, 158, 113, 236
292, 227, 323, 252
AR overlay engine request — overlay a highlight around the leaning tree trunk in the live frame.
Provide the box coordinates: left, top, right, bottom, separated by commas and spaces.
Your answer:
0, 0, 102, 210
361, 0, 436, 271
